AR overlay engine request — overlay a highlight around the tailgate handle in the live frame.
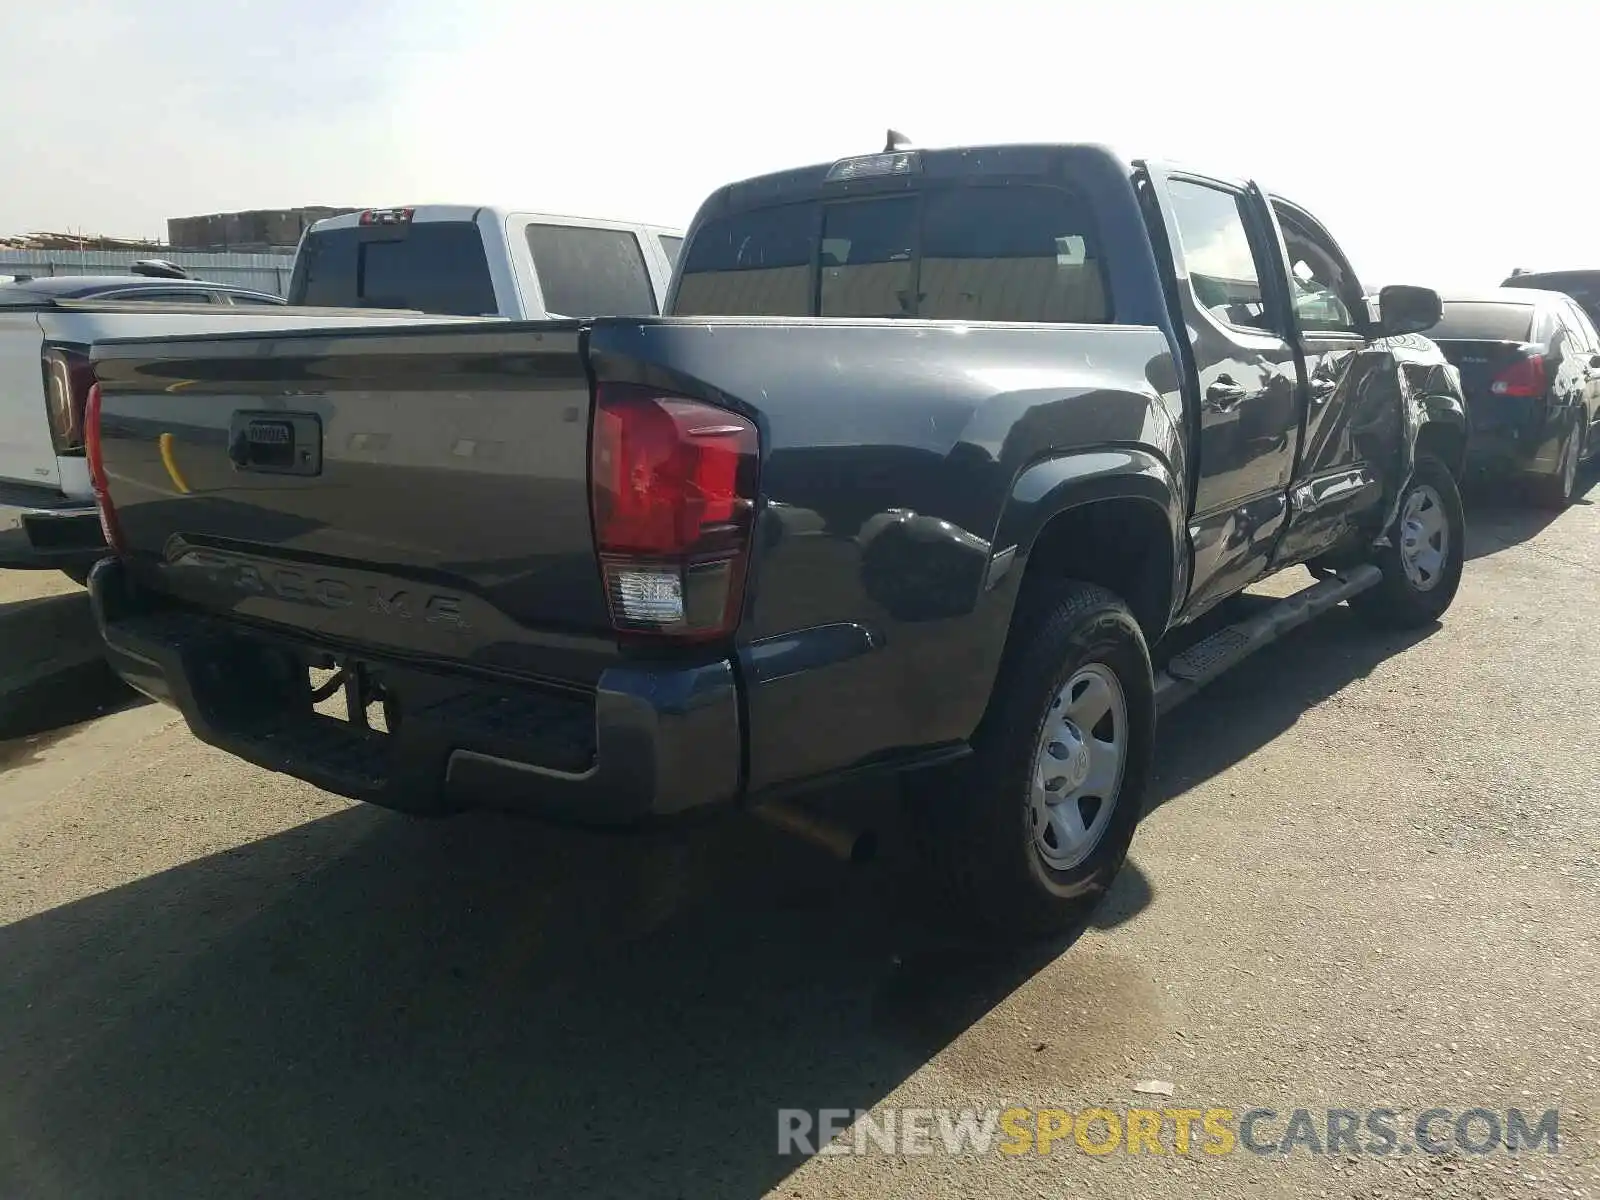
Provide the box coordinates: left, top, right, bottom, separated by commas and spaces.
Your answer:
228, 412, 323, 477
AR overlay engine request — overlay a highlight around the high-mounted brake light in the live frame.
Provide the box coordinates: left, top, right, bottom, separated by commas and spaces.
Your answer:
84, 383, 127, 555
590, 384, 759, 640
825, 151, 920, 183
359, 208, 415, 226
41, 345, 95, 454
1491, 352, 1548, 397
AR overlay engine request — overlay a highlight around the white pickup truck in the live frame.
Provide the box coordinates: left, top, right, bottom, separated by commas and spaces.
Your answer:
288, 206, 682, 318
0, 290, 465, 581
1, 207, 681, 580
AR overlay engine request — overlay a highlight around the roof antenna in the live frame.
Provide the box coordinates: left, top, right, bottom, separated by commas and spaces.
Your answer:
884, 128, 912, 152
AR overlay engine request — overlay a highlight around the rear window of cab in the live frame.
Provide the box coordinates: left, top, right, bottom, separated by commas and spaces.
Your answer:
674, 185, 1109, 324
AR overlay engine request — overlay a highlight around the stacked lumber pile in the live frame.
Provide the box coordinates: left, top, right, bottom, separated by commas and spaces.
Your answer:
0, 230, 165, 250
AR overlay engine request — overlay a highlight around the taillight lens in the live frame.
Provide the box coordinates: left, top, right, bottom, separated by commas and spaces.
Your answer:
590, 383, 759, 639
1491, 353, 1547, 397
41, 346, 95, 454
84, 383, 126, 555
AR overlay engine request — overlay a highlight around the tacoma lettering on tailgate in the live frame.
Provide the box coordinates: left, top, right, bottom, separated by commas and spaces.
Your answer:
172, 549, 470, 629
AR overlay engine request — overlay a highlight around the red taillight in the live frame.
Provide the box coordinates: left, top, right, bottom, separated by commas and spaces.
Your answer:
1491, 353, 1547, 397
84, 383, 126, 555
41, 346, 95, 454
590, 383, 759, 639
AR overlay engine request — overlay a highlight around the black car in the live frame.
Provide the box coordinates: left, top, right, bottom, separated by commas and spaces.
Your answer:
1503, 268, 1600, 329
0, 274, 285, 307
1428, 288, 1600, 506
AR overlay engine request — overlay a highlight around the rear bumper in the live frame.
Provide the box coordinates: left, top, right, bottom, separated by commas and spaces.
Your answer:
88, 557, 744, 824
0, 480, 104, 570
1463, 400, 1572, 478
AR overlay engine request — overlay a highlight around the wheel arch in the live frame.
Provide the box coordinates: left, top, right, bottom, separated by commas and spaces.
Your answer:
1412, 401, 1468, 480
995, 448, 1187, 645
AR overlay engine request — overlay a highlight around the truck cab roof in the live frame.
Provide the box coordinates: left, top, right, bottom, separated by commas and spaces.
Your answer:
308, 205, 683, 236
700, 142, 1131, 214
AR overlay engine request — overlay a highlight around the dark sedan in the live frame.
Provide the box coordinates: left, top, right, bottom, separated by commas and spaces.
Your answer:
1428, 288, 1600, 506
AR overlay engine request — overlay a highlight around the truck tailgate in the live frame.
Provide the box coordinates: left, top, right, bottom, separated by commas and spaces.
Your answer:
91, 321, 611, 678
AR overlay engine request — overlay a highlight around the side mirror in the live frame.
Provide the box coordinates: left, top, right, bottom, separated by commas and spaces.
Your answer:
1375, 284, 1442, 337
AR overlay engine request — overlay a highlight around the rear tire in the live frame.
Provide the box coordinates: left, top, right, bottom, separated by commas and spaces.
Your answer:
1349, 453, 1464, 629
1534, 417, 1582, 509
911, 582, 1155, 943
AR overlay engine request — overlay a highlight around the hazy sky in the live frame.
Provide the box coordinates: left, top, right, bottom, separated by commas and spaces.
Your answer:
2, 0, 1593, 291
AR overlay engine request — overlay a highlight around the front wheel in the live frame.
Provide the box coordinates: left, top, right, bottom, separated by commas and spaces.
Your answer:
1349, 453, 1465, 629
912, 582, 1155, 942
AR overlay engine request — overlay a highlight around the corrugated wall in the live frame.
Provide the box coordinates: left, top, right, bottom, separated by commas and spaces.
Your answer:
0, 249, 297, 295
167, 208, 358, 252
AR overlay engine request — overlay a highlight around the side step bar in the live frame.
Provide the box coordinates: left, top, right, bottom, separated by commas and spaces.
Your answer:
1153, 565, 1381, 715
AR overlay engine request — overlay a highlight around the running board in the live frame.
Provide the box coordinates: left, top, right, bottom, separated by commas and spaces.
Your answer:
1153, 565, 1382, 715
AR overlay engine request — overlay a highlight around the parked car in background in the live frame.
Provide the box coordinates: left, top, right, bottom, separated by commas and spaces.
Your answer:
85, 142, 1466, 940
1, 273, 286, 306
0, 284, 459, 583
1428, 288, 1600, 506
288, 206, 683, 318
1502, 268, 1600, 329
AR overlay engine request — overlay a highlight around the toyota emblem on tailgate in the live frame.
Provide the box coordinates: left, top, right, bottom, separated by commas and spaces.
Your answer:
247, 421, 292, 444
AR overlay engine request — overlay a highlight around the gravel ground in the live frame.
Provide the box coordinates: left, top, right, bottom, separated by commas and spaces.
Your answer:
0, 476, 1596, 1199
0, 570, 79, 606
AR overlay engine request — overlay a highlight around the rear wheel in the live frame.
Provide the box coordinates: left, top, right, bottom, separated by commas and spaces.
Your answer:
1350, 453, 1464, 629
912, 582, 1155, 942
1534, 417, 1581, 509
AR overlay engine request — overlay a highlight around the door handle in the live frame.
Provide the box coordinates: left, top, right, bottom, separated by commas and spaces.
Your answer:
1204, 377, 1248, 412
1309, 379, 1338, 404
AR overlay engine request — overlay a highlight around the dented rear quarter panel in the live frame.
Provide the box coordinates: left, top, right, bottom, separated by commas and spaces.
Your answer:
586, 317, 1186, 792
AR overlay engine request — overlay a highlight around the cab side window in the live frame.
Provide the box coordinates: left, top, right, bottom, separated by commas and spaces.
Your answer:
1166, 179, 1277, 333
101, 289, 217, 304
1272, 204, 1363, 336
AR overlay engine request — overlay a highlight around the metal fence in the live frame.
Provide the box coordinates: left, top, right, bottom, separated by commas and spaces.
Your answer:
0, 248, 297, 296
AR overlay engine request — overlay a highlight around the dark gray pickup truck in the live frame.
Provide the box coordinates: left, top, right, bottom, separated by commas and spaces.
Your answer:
84, 143, 1469, 938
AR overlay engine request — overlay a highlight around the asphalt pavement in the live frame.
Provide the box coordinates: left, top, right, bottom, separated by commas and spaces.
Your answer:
0, 477, 1596, 1200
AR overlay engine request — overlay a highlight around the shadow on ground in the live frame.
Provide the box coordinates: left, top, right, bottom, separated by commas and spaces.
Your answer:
0, 575, 1444, 1199
0, 591, 140, 745
1461, 463, 1597, 561
1140, 600, 1435, 829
